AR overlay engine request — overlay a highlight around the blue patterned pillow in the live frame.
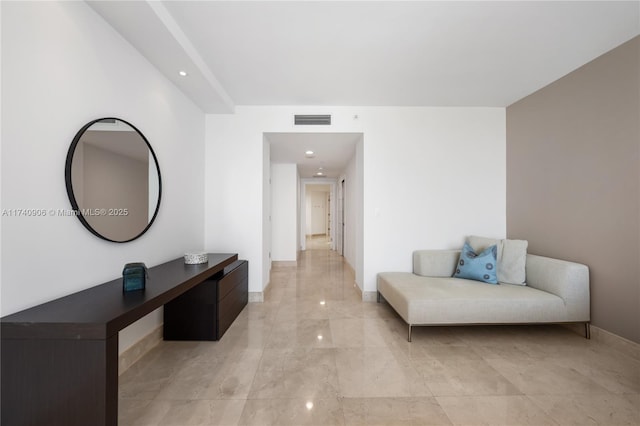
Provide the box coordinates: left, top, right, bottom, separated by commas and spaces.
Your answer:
453, 242, 498, 284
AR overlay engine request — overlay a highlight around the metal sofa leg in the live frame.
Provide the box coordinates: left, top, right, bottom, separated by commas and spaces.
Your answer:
585, 322, 591, 339
408, 324, 412, 342
377, 291, 381, 303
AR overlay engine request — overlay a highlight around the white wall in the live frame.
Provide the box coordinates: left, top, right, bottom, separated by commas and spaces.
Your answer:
262, 138, 271, 292
341, 136, 364, 285
0, 3, 3, 302
271, 163, 297, 261
364, 109, 507, 291
1, 2, 206, 352
296, 171, 300, 256
205, 106, 505, 296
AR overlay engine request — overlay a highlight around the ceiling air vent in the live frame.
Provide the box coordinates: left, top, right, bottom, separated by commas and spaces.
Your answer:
294, 115, 331, 125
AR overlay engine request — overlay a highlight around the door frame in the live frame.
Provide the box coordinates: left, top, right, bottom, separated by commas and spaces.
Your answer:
299, 179, 337, 252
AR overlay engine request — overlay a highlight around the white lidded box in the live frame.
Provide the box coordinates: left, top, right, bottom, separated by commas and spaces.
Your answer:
184, 251, 208, 265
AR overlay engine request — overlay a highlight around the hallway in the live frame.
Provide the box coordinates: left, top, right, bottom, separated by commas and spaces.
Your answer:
119, 249, 640, 425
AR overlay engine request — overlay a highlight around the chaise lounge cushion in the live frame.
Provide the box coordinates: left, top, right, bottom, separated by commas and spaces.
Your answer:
377, 272, 567, 325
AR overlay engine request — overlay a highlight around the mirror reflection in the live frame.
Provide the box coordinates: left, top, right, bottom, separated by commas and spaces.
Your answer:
65, 118, 161, 242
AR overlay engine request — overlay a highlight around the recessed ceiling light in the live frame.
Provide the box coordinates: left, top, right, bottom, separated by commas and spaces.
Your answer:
178, 70, 188, 77
316, 172, 324, 176
305, 150, 314, 155
306, 401, 314, 410
318, 167, 324, 170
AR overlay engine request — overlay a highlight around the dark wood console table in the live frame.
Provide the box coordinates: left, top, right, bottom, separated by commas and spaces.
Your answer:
1, 253, 238, 426
164, 260, 248, 341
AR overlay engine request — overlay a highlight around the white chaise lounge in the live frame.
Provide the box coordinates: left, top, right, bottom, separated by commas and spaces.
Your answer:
377, 249, 590, 341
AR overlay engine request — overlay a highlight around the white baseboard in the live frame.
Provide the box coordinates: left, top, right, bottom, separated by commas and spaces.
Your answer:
362, 291, 378, 302
118, 325, 163, 375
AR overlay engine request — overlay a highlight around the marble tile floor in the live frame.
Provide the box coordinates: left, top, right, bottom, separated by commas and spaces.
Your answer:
119, 249, 640, 425
305, 235, 333, 251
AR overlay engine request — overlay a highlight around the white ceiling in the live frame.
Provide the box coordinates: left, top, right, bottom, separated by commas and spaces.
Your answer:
87, 1, 639, 178
89, 1, 639, 112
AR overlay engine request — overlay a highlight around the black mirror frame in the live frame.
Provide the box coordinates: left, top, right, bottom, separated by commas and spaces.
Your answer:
64, 117, 162, 243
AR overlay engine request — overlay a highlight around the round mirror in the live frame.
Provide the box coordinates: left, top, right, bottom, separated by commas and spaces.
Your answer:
65, 118, 162, 243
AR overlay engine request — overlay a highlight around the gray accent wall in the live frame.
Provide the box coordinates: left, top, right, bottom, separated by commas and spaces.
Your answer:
507, 36, 639, 343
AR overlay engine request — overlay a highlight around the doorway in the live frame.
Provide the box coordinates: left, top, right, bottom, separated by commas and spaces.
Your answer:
305, 183, 332, 250
265, 131, 363, 293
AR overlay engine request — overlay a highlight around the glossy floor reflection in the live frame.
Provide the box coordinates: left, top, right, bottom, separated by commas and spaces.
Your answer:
120, 249, 640, 425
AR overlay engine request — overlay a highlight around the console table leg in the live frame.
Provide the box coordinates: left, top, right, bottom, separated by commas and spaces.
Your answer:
1, 335, 118, 426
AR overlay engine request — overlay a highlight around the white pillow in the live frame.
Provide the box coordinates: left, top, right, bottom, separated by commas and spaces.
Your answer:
467, 236, 528, 285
